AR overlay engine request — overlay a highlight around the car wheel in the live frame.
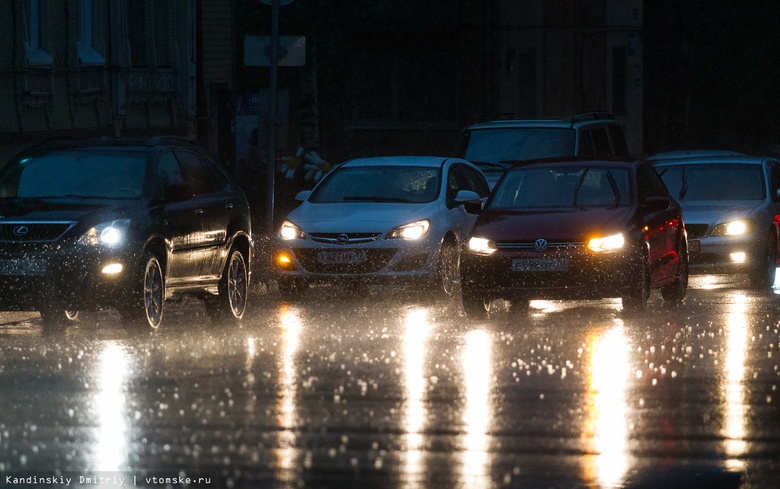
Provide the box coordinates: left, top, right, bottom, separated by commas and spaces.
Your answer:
277, 277, 309, 299
205, 247, 249, 322
436, 241, 459, 297
622, 251, 650, 313
661, 241, 688, 305
462, 290, 491, 318
38, 308, 79, 331
121, 254, 165, 331
749, 230, 777, 289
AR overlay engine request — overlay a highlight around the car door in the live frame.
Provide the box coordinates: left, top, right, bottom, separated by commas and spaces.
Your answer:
637, 165, 681, 283
154, 150, 204, 282
174, 149, 234, 280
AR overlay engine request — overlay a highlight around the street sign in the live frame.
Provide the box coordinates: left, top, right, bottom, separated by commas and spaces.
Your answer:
244, 35, 306, 67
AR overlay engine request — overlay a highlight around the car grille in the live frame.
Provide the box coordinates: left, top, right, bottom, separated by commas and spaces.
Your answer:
295, 248, 397, 274
0, 221, 76, 242
496, 241, 585, 251
309, 232, 382, 244
686, 224, 709, 239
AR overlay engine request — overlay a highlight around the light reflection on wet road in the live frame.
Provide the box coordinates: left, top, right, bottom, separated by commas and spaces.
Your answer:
0, 275, 778, 488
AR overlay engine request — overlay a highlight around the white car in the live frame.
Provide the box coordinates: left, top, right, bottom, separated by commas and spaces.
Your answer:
650, 153, 780, 288
274, 156, 490, 298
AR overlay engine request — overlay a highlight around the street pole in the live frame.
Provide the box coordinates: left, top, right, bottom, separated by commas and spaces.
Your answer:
265, 0, 280, 236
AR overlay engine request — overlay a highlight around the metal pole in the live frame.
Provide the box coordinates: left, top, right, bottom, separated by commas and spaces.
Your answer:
265, 0, 280, 236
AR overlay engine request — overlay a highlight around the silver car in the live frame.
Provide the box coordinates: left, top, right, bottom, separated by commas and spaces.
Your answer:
650, 154, 780, 288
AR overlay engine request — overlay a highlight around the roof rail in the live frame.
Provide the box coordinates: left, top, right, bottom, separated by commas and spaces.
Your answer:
473, 112, 516, 123
569, 111, 614, 123
146, 135, 194, 147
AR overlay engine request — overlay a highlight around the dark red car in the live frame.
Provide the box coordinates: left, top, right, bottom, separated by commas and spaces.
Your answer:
460, 158, 688, 317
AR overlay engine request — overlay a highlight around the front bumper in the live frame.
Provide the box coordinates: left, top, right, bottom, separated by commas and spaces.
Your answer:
687, 234, 766, 273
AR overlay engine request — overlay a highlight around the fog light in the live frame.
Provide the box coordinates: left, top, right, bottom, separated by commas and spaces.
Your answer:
102, 263, 123, 274
276, 253, 295, 270
730, 252, 746, 264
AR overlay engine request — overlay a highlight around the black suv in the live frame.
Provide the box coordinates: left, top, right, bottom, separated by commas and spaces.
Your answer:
454, 112, 629, 187
0, 137, 253, 331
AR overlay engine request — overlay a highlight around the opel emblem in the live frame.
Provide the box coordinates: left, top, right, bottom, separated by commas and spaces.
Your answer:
534, 238, 548, 252
337, 233, 350, 245
13, 225, 29, 237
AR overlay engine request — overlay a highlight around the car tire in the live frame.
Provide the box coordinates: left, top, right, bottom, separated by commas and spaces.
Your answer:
277, 277, 309, 299
38, 308, 79, 331
749, 230, 777, 289
436, 241, 459, 298
661, 240, 688, 305
622, 251, 650, 314
205, 247, 249, 322
462, 290, 491, 318
121, 253, 165, 331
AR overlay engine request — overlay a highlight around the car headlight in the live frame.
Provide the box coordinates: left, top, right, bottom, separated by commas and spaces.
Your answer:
468, 236, 498, 255
387, 220, 430, 240
711, 219, 754, 236
587, 233, 625, 253
78, 219, 131, 247
280, 220, 305, 240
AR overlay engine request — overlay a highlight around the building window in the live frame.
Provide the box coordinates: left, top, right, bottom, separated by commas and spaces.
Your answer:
612, 47, 627, 117
351, 53, 458, 126
128, 0, 172, 68
78, 0, 106, 64
24, 0, 53, 65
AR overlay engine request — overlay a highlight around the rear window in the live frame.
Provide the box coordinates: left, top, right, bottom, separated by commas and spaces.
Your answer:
656, 163, 765, 201
0, 150, 147, 199
490, 166, 631, 209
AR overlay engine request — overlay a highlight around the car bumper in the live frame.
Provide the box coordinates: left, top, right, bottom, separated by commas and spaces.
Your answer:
460, 247, 640, 301
0, 244, 141, 311
687, 235, 766, 273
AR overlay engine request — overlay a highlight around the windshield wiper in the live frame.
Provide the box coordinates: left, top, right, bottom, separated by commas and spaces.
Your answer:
572, 167, 591, 207
343, 196, 413, 203
606, 170, 622, 206
679, 166, 689, 200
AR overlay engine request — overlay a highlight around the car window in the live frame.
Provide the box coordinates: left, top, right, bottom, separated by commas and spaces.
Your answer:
490, 166, 630, 209
459, 165, 490, 197
590, 126, 612, 155
656, 163, 765, 201
156, 151, 187, 195
768, 161, 780, 202
578, 129, 595, 156
0, 150, 146, 199
175, 150, 225, 196
608, 124, 629, 157
462, 127, 576, 165
310, 165, 440, 204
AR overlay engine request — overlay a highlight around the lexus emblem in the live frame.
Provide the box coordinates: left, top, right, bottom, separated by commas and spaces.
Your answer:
337, 233, 350, 245
534, 238, 548, 252
12, 225, 29, 237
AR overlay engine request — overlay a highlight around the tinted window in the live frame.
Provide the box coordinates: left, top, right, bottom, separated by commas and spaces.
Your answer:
175, 151, 225, 195
0, 150, 147, 199
591, 127, 611, 155
311, 166, 440, 204
460, 165, 490, 197
156, 151, 187, 192
769, 161, 780, 203
656, 163, 765, 201
608, 124, 629, 157
462, 127, 576, 165
490, 166, 631, 209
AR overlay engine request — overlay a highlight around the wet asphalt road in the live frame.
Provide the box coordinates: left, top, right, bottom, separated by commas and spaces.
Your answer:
0, 275, 779, 489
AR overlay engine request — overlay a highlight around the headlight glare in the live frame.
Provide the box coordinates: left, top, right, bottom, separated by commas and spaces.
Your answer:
468, 237, 498, 255
280, 220, 305, 240
387, 220, 430, 240
587, 233, 625, 253
712, 219, 753, 236
78, 219, 130, 247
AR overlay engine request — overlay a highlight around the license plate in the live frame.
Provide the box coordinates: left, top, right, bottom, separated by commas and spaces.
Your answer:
512, 258, 569, 272
0, 258, 47, 275
317, 250, 367, 265
688, 239, 700, 253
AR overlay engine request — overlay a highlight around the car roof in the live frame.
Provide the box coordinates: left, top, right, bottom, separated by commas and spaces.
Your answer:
340, 156, 463, 169
506, 156, 640, 170
647, 149, 745, 161
463, 112, 619, 131
21, 136, 201, 153
649, 155, 773, 166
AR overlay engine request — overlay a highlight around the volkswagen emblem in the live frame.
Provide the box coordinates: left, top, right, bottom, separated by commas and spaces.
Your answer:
337, 233, 350, 245
12, 225, 29, 237
534, 238, 548, 252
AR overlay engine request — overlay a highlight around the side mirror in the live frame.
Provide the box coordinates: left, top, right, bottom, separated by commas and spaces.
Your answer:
464, 199, 484, 214
642, 195, 669, 212
295, 190, 312, 202
453, 190, 481, 204
165, 182, 194, 203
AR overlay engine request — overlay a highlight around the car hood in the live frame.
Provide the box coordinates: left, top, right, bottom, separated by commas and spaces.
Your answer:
473, 207, 634, 242
0, 198, 137, 224
678, 201, 763, 224
287, 202, 440, 232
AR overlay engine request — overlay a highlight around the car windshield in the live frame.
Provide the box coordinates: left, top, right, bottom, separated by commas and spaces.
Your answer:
461, 127, 576, 170
655, 163, 765, 201
309, 165, 440, 204
0, 150, 147, 199
490, 166, 631, 209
